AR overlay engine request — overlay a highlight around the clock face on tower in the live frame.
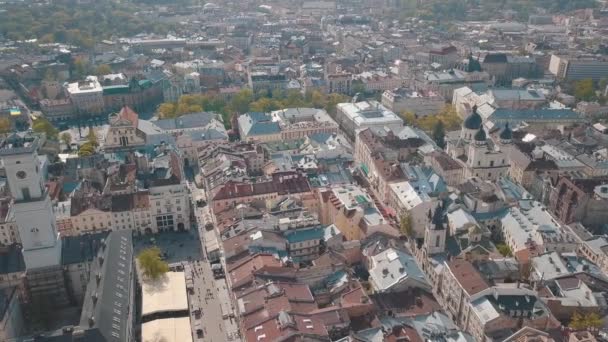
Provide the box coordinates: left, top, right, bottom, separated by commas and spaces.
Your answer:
16, 171, 27, 179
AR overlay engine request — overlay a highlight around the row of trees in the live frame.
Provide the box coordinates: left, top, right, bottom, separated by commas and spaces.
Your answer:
158, 89, 350, 129
401, 105, 462, 132
398, 0, 597, 22
0, 2, 176, 47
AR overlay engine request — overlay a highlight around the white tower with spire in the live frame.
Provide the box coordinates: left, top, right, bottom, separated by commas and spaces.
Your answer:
0, 135, 61, 269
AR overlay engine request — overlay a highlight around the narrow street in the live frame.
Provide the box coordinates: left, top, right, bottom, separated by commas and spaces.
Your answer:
188, 182, 241, 341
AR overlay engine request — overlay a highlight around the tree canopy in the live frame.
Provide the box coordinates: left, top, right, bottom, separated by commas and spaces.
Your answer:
574, 79, 596, 101
86, 127, 98, 147
402, 105, 462, 133
400, 0, 597, 22
32, 117, 59, 140
95, 64, 112, 76
399, 211, 414, 238
496, 243, 513, 257
0, 2, 177, 46
60, 132, 72, 147
0, 118, 11, 134
78, 142, 96, 157
157, 90, 351, 129
569, 311, 603, 331
432, 120, 446, 149
137, 247, 169, 280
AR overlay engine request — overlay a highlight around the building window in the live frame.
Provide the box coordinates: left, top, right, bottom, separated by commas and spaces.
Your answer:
156, 215, 175, 230
435, 235, 440, 247
21, 188, 30, 201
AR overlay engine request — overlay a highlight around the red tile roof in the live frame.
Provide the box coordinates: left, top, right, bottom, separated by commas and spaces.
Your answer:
118, 106, 139, 128
212, 172, 311, 201
228, 254, 282, 289
244, 311, 328, 342
447, 259, 490, 297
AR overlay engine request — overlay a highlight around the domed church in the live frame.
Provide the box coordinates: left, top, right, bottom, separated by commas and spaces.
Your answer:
446, 105, 512, 181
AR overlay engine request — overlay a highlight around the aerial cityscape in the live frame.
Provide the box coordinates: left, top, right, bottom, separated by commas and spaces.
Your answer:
0, 0, 608, 341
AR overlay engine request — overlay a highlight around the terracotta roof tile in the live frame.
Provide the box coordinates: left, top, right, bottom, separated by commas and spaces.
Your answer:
447, 259, 490, 296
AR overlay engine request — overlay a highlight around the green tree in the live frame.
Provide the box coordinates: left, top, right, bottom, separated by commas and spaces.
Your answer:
32, 117, 59, 140
158, 103, 177, 119
574, 78, 596, 101
415, 105, 462, 132
0, 118, 11, 133
496, 243, 513, 257
86, 128, 98, 147
249, 97, 279, 112
78, 142, 95, 157
271, 88, 285, 100
399, 211, 414, 237
569, 311, 588, 330
432, 119, 446, 149
401, 112, 416, 125
95, 64, 112, 76
586, 312, 603, 330
73, 57, 90, 79
60, 132, 72, 148
137, 247, 169, 280
283, 90, 306, 107
325, 93, 350, 115
228, 89, 254, 114
569, 311, 603, 331
0, 2, 177, 49
310, 90, 327, 108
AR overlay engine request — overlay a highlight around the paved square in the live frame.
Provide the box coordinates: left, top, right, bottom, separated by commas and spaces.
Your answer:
133, 230, 202, 263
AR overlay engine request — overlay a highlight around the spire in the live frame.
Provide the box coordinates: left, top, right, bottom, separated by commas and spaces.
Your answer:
431, 204, 445, 230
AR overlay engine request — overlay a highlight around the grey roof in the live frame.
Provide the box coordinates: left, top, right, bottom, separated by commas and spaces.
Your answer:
238, 112, 281, 137
489, 108, 584, 124
61, 232, 110, 266
186, 127, 228, 141
79, 230, 134, 342
369, 248, 430, 291
490, 89, 545, 101
153, 112, 217, 130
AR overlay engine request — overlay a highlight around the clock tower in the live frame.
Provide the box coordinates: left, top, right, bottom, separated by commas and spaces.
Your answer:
0, 135, 61, 269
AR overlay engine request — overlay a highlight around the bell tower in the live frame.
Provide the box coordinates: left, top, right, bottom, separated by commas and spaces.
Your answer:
0, 135, 61, 269
424, 203, 446, 255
